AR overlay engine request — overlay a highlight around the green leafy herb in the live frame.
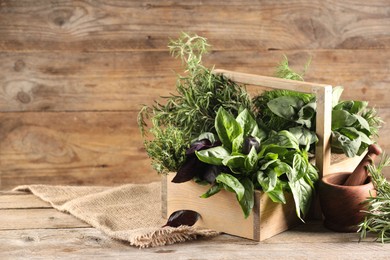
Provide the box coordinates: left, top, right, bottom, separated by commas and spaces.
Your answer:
359, 154, 390, 243
143, 123, 188, 174
254, 56, 382, 158
195, 107, 318, 220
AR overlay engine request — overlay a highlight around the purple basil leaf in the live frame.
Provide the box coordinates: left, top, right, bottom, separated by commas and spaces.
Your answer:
242, 136, 260, 155
172, 157, 203, 183
186, 139, 212, 155
200, 165, 221, 183
163, 210, 200, 228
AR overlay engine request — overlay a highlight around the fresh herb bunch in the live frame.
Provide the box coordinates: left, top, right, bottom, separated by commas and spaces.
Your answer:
359, 154, 390, 243
191, 107, 318, 220
253, 56, 382, 157
143, 122, 188, 175
138, 32, 251, 174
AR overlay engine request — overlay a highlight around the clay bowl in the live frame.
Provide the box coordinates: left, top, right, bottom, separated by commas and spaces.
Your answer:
319, 172, 376, 232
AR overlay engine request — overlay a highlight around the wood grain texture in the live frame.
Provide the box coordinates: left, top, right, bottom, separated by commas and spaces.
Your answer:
0, 225, 388, 259
1, 192, 389, 259
0, 0, 389, 52
0, 49, 389, 112
0, 208, 90, 230
0, 111, 160, 190
0, 0, 389, 188
0, 194, 51, 209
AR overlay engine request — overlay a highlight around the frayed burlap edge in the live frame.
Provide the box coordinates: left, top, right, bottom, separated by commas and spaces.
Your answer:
124, 226, 220, 248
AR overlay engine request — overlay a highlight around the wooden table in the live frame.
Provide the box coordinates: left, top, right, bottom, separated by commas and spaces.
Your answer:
1, 190, 390, 260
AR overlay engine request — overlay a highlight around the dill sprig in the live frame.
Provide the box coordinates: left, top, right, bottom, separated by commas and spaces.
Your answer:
275, 55, 311, 81
253, 55, 314, 132
359, 154, 390, 243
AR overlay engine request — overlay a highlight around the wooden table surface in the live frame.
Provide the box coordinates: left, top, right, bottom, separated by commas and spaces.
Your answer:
1, 190, 390, 260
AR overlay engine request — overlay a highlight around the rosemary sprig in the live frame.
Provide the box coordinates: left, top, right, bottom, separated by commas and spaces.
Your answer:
138, 32, 251, 174
358, 153, 390, 243
361, 106, 383, 138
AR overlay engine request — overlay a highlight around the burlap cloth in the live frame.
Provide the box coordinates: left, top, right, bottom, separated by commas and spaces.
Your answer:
13, 182, 218, 248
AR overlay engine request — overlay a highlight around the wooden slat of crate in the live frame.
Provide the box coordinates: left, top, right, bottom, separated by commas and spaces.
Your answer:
165, 174, 299, 241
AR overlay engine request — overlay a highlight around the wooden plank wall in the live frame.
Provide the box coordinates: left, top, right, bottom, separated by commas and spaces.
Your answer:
0, 0, 389, 190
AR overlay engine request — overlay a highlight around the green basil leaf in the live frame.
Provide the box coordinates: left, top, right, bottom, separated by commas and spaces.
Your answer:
292, 153, 308, 181
244, 146, 259, 171
304, 163, 319, 188
222, 155, 246, 170
263, 130, 300, 150
274, 161, 294, 177
260, 158, 278, 171
288, 177, 314, 221
232, 134, 244, 154
200, 184, 222, 198
257, 170, 277, 193
332, 110, 357, 130
215, 107, 242, 151
216, 173, 245, 201
239, 178, 254, 219
195, 146, 230, 165
235, 109, 257, 138
266, 180, 286, 204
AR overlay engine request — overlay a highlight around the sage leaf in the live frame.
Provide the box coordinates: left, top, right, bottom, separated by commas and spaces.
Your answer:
332, 131, 361, 157
353, 114, 371, 133
332, 110, 357, 130
296, 101, 316, 128
267, 96, 304, 121
289, 126, 318, 146
332, 86, 344, 107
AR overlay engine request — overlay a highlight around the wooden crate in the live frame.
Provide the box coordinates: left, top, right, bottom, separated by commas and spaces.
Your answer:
162, 69, 363, 241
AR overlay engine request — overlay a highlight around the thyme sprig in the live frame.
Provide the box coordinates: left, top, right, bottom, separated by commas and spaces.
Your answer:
359, 154, 390, 243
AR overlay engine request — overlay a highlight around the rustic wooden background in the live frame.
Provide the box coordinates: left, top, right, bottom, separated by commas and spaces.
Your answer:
0, 0, 389, 190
